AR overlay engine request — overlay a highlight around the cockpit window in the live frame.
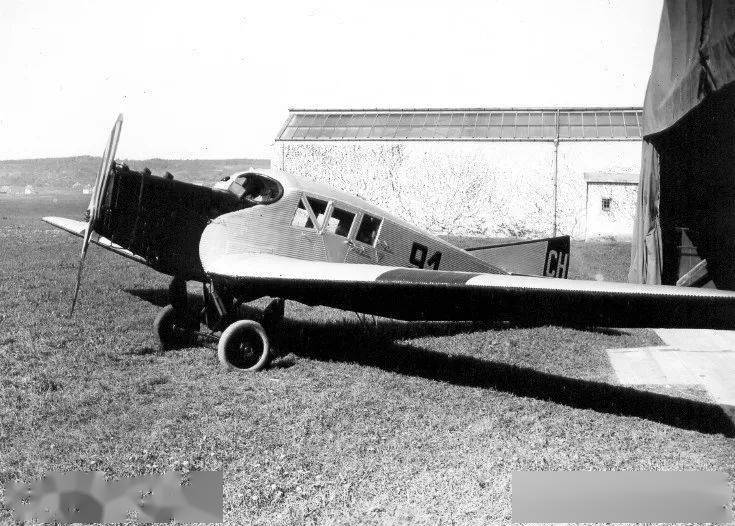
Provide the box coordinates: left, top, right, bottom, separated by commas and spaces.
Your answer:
230, 173, 283, 204
325, 207, 355, 237
356, 213, 382, 246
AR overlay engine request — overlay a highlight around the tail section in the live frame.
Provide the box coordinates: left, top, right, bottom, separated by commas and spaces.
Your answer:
465, 235, 570, 278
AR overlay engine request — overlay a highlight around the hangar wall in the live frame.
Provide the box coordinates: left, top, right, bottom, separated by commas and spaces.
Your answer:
272, 140, 641, 239
584, 181, 639, 241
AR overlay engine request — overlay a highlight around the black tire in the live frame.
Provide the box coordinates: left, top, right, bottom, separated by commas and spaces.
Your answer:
217, 320, 270, 371
262, 298, 285, 331
154, 305, 196, 349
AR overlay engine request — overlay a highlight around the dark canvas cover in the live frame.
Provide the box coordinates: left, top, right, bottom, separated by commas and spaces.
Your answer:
630, 1, 735, 285
642, 0, 735, 136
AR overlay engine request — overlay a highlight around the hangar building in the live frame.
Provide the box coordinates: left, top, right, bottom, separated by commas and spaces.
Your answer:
630, 0, 735, 290
272, 108, 643, 240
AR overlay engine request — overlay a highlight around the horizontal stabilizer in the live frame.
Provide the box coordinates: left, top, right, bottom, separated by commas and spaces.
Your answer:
465, 235, 570, 278
676, 259, 711, 287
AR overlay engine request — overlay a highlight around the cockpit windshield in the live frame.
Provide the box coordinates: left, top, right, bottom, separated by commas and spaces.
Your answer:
229, 173, 283, 205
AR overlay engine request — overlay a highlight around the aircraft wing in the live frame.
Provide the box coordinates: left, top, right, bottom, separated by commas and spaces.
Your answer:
205, 253, 735, 329
42, 216, 147, 265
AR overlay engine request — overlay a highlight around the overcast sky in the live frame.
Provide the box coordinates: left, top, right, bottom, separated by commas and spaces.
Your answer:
0, 0, 663, 160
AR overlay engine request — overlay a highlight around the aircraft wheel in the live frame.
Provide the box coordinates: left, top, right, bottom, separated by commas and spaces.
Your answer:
217, 320, 271, 371
154, 305, 197, 349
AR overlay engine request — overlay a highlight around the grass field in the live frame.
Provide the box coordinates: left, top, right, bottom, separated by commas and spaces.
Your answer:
1, 194, 734, 525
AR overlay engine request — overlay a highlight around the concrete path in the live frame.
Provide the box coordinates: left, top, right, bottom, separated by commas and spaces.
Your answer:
606, 329, 735, 407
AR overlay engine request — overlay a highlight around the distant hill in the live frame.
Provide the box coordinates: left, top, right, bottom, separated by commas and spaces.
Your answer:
0, 156, 271, 190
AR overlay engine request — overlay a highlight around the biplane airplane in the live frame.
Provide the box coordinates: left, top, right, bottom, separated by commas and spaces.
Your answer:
44, 115, 735, 371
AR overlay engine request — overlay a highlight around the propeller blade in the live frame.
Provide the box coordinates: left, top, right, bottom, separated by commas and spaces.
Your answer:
68, 114, 123, 317
69, 251, 87, 317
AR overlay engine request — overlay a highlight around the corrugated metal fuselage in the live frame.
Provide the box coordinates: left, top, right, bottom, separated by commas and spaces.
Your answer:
199, 187, 500, 276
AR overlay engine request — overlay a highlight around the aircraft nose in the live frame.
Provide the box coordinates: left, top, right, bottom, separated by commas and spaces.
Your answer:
199, 217, 229, 272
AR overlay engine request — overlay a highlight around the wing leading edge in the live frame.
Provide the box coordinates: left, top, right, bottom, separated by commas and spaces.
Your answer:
205, 254, 735, 329
42, 216, 146, 265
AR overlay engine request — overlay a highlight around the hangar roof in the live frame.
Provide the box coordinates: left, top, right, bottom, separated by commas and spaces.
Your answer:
584, 172, 639, 184
276, 108, 643, 142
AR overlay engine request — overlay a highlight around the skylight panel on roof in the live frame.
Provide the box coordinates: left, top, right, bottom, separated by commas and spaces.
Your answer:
324, 114, 341, 126
624, 112, 639, 126
278, 109, 643, 141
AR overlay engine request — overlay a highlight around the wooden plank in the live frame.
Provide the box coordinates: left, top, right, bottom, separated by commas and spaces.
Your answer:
607, 347, 670, 385
650, 348, 699, 385
655, 328, 735, 351
607, 345, 735, 406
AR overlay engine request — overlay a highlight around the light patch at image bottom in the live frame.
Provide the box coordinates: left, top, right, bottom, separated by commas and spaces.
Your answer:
4, 471, 223, 524
512, 471, 731, 523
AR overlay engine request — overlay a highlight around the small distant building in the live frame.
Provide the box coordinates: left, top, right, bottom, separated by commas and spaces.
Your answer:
583, 172, 639, 241
72, 182, 82, 190
24, 185, 35, 195
0, 185, 10, 194
82, 184, 92, 195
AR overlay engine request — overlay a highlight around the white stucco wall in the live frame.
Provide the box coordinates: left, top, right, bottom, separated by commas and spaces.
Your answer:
556, 141, 641, 238
273, 140, 641, 239
584, 183, 639, 241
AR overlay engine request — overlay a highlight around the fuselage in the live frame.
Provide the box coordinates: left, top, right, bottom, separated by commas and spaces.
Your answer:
198, 168, 504, 277
94, 164, 504, 282
94, 164, 240, 280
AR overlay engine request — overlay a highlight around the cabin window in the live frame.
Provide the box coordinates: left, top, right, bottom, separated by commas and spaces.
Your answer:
292, 200, 311, 228
325, 207, 355, 237
309, 197, 328, 227
356, 213, 382, 246
291, 195, 328, 229
601, 197, 611, 211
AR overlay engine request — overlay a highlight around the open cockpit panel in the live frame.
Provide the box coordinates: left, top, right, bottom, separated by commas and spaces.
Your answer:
216, 172, 284, 205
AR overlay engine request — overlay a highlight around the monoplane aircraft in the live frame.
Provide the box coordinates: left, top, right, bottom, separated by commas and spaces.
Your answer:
44, 116, 735, 371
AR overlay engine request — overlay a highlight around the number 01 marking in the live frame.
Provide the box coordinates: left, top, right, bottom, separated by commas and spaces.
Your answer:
410, 242, 442, 270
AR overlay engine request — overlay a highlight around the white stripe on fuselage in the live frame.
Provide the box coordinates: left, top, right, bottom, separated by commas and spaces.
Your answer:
205, 254, 399, 282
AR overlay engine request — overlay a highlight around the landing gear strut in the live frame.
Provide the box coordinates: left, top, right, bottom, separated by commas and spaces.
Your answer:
153, 277, 285, 371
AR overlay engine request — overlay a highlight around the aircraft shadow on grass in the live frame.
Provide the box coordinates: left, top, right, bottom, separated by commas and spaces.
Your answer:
278, 318, 735, 438
126, 288, 193, 308
125, 287, 735, 437
124, 288, 628, 337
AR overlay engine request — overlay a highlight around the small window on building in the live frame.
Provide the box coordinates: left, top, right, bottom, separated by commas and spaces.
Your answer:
356, 213, 382, 245
601, 197, 611, 211
325, 207, 355, 237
